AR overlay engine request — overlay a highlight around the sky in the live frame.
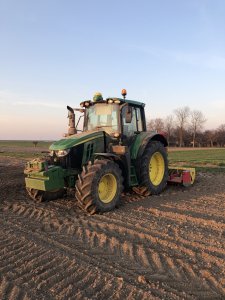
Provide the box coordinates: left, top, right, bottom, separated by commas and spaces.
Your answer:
0, 0, 225, 140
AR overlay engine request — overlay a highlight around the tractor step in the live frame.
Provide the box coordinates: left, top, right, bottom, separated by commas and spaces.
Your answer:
168, 167, 196, 187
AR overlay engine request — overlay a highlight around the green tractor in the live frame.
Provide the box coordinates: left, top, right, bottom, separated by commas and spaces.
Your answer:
24, 90, 193, 214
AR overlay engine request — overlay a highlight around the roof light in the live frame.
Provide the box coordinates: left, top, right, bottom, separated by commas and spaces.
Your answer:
108, 99, 113, 104
121, 89, 127, 99
114, 99, 120, 104
93, 92, 103, 102
113, 132, 120, 138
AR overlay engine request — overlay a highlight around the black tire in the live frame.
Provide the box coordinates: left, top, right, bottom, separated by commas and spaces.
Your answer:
140, 141, 168, 194
26, 188, 65, 202
75, 159, 123, 214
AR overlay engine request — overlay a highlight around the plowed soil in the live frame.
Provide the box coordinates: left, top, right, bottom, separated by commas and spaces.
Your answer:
0, 157, 225, 300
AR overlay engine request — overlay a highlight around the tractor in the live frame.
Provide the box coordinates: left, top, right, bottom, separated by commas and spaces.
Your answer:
24, 89, 195, 214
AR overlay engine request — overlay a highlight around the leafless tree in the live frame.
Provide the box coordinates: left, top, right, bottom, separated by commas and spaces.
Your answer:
190, 110, 207, 147
216, 124, 225, 147
32, 141, 38, 148
174, 106, 190, 147
204, 130, 216, 147
147, 119, 155, 131
164, 115, 174, 146
147, 118, 164, 132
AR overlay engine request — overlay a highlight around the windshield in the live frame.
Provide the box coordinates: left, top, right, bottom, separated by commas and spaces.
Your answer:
85, 103, 120, 134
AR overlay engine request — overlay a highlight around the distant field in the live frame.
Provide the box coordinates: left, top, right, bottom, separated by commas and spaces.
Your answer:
0, 141, 225, 171
0, 140, 53, 148
168, 147, 225, 171
0, 140, 53, 159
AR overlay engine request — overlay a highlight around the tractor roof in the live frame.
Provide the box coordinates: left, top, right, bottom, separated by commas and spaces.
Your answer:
123, 99, 145, 107
80, 97, 145, 108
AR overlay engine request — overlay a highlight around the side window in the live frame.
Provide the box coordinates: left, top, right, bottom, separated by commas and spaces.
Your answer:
122, 106, 137, 137
136, 108, 143, 131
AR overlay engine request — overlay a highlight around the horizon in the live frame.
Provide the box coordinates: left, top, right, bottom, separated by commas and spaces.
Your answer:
1, 0, 225, 139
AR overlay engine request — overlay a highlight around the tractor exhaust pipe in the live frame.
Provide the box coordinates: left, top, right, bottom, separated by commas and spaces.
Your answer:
67, 105, 77, 136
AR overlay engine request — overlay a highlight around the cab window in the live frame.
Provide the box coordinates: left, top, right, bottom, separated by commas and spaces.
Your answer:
136, 108, 143, 131
122, 106, 144, 137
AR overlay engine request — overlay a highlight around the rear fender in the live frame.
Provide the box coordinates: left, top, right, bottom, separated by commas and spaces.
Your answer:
131, 132, 168, 160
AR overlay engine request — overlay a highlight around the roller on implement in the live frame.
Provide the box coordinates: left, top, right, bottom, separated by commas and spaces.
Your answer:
24, 89, 195, 214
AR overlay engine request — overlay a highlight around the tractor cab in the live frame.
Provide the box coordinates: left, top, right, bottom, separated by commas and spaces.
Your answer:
80, 90, 147, 146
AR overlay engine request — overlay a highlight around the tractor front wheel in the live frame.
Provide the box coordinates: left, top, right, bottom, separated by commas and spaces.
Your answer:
75, 159, 123, 214
140, 141, 168, 195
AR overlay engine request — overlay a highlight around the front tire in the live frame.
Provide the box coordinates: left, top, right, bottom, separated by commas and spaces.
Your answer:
140, 141, 168, 194
75, 159, 123, 214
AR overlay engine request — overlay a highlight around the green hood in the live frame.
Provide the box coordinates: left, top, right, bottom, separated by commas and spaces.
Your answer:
49, 130, 104, 151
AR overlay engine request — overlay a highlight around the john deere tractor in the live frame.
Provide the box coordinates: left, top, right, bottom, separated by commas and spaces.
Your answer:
24, 89, 170, 214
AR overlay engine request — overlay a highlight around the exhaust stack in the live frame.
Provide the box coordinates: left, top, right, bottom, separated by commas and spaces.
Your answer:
66, 106, 77, 136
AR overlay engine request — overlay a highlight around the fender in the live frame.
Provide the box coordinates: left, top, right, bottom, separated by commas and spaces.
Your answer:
130, 131, 168, 160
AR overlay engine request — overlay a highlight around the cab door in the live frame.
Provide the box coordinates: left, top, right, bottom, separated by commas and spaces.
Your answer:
121, 105, 144, 145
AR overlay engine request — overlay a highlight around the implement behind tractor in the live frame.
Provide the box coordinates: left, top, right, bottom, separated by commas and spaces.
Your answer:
24, 89, 195, 214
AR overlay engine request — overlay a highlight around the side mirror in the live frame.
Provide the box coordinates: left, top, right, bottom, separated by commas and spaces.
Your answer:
125, 106, 132, 123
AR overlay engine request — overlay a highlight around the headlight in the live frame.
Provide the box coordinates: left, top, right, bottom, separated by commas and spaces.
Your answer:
50, 150, 54, 156
55, 149, 71, 157
113, 132, 120, 138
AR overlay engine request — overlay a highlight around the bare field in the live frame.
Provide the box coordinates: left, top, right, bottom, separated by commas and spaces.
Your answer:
0, 157, 225, 299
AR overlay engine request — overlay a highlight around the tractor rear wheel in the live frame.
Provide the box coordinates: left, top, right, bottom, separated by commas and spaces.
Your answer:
26, 188, 65, 202
140, 141, 168, 194
75, 159, 123, 214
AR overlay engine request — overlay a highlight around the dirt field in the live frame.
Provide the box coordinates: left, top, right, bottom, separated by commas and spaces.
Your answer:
0, 157, 225, 300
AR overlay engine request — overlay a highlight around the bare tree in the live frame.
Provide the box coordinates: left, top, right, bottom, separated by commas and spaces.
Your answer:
203, 130, 216, 147
174, 106, 190, 147
216, 124, 225, 147
147, 119, 155, 131
147, 118, 164, 132
190, 110, 206, 147
164, 115, 174, 146
32, 141, 38, 148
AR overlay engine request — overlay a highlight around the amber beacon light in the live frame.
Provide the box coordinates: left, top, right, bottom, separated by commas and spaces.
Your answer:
121, 89, 127, 99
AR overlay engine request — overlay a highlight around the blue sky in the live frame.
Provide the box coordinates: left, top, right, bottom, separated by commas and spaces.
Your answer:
0, 0, 225, 139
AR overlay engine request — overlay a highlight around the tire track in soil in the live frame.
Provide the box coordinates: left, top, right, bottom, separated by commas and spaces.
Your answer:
1, 161, 225, 299
0, 276, 31, 300
0, 215, 167, 300
1, 204, 224, 299
91, 213, 224, 298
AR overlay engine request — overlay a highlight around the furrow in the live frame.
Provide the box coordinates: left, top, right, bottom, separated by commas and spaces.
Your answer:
139, 207, 225, 233
0, 243, 33, 273
0, 276, 30, 300
200, 269, 225, 296
0, 216, 179, 299
33, 258, 71, 290
14, 252, 57, 285
95, 211, 225, 258
162, 203, 225, 221
57, 269, 95, 299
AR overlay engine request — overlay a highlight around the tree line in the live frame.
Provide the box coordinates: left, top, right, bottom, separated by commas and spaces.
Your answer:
147, 106, 225, 147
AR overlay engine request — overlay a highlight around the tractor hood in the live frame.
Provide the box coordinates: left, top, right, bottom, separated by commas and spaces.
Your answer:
49, 130, 104, 151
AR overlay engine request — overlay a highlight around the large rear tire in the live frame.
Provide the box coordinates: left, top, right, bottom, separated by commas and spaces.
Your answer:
75, 159, 123, 214
140, 141, 168, 194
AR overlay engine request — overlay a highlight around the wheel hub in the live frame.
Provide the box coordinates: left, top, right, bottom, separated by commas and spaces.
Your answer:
98, 173, 117, 203
149, 152, 165, 186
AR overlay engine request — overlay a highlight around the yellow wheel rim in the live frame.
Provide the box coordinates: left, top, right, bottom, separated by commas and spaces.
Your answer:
98, 173, 117, 203
149, 152, 165, 186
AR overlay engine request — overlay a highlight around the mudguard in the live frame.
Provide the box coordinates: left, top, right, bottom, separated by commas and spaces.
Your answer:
130, 131, 168, 160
